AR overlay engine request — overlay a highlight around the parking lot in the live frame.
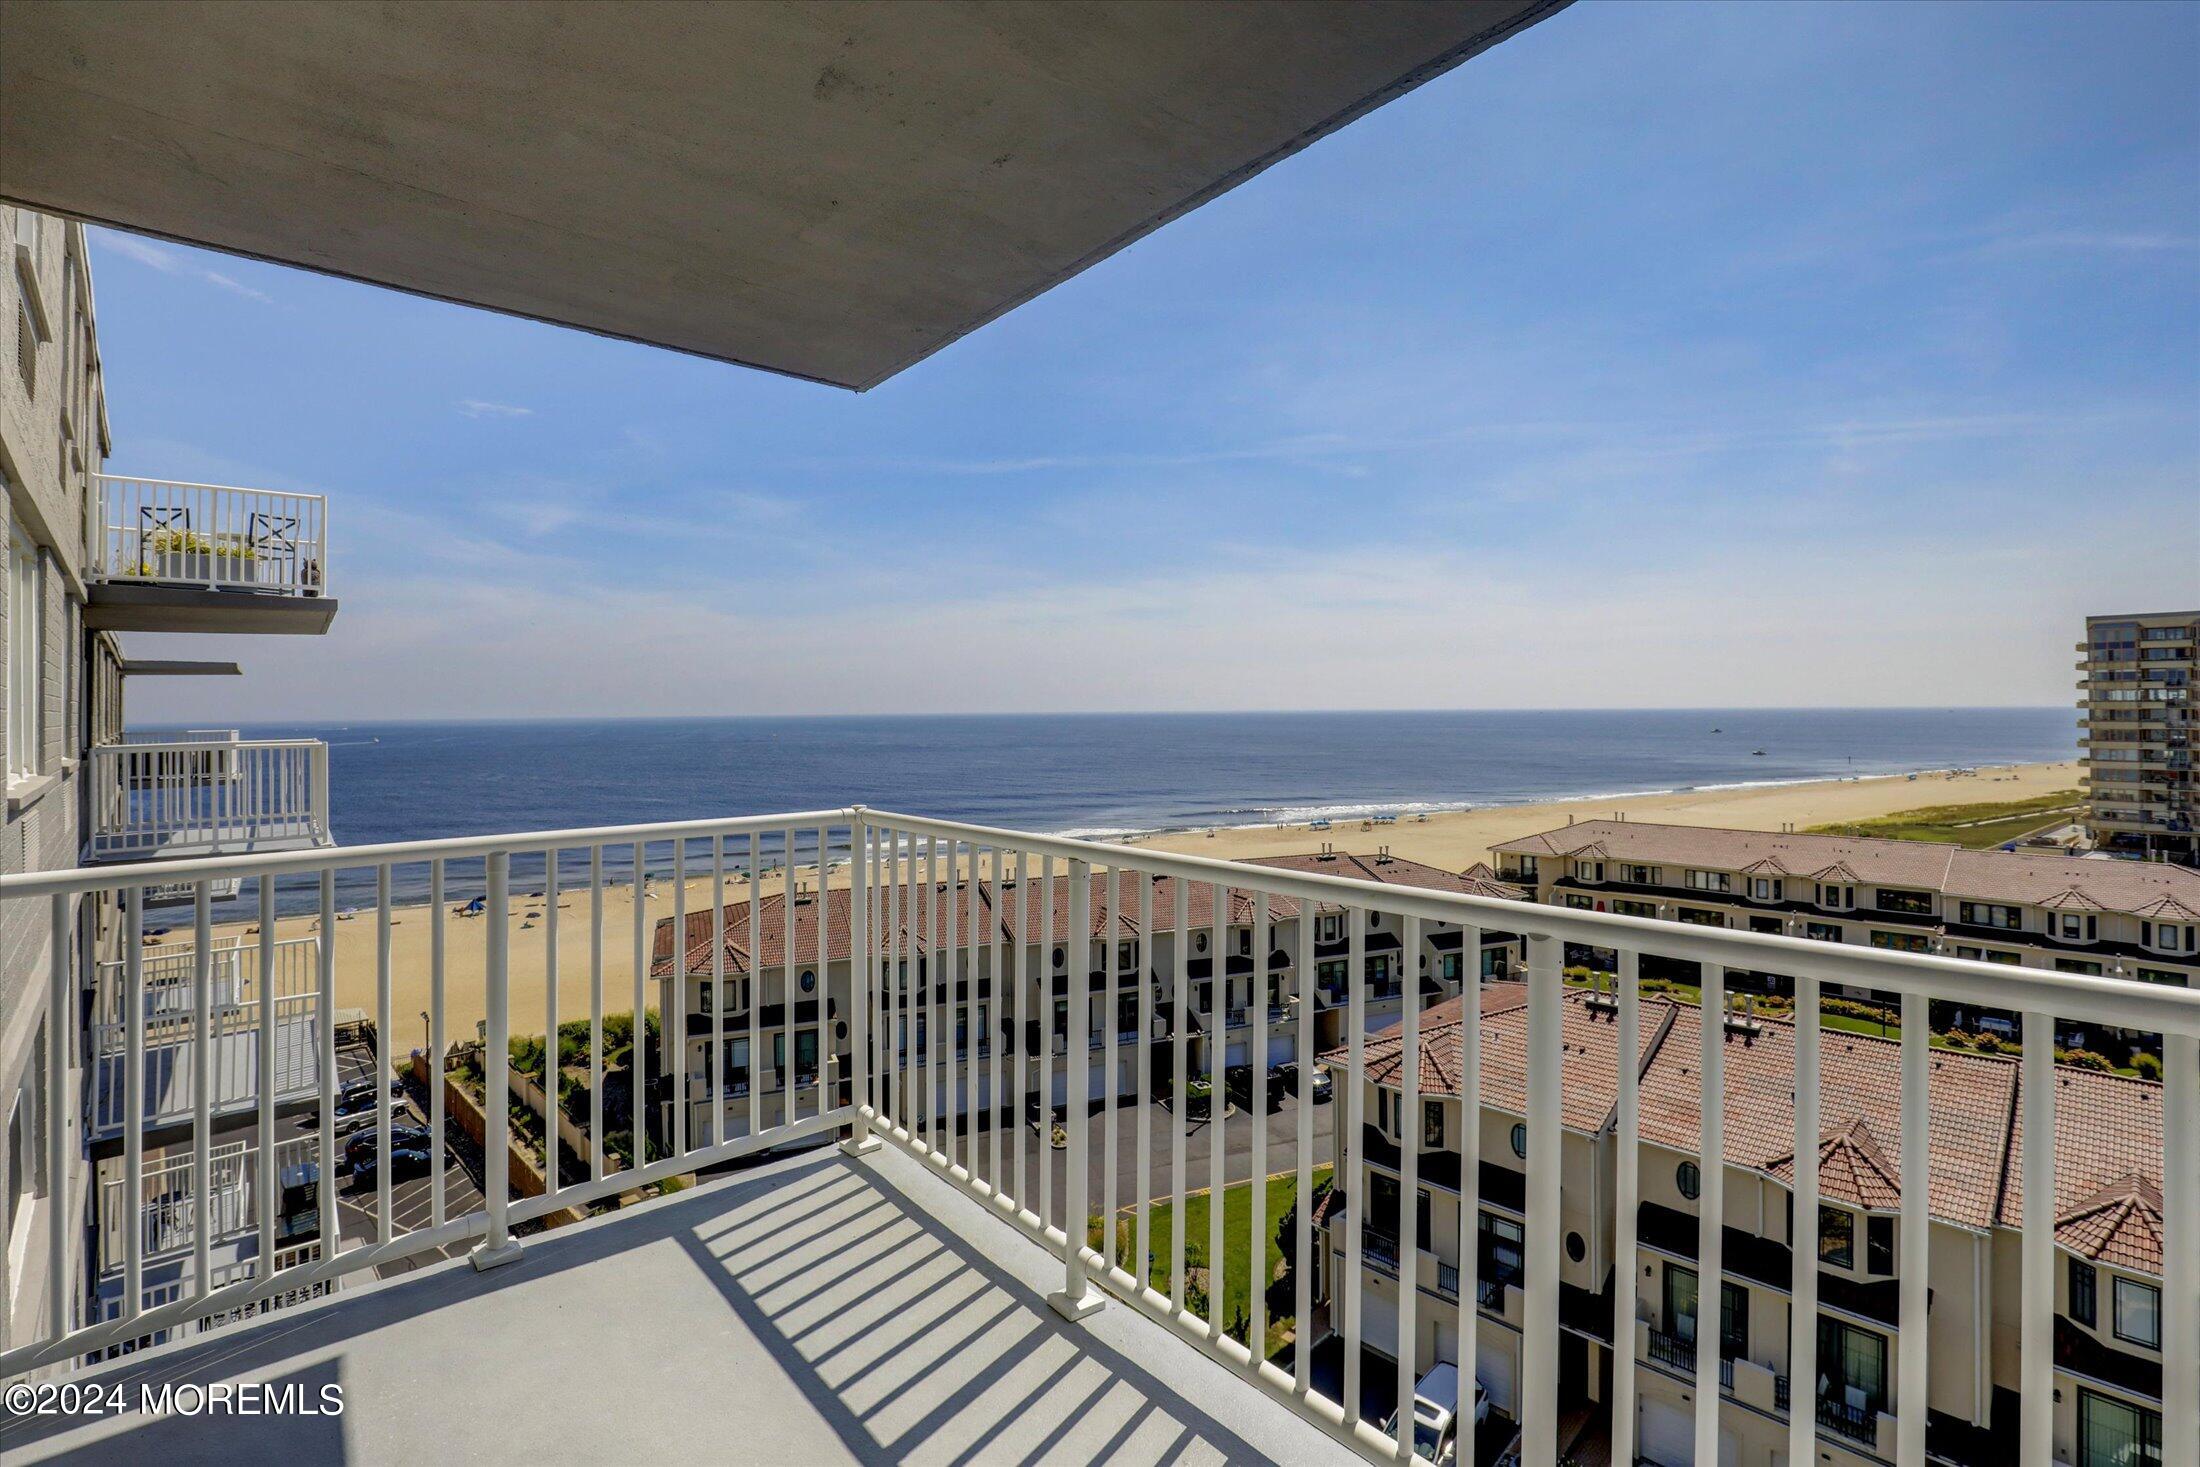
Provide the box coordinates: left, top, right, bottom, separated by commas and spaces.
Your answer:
314, 1031, 488, 1277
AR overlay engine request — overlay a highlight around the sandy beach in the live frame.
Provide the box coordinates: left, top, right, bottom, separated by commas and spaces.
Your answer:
188, 760, 2079, 1048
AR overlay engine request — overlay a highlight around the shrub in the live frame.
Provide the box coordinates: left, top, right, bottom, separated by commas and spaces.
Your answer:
2054, 1047, 2113, 1074
2131, 1052, 2163, 1081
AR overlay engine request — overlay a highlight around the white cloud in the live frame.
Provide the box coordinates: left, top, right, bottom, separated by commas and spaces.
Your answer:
457, 400, 534, 419
96, 232, 274, 302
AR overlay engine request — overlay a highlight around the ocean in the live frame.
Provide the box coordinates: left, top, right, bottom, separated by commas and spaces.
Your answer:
142, 709, 2073, 920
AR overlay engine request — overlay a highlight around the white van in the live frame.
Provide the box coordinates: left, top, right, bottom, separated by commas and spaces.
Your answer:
1379, 1361, 1488, 1464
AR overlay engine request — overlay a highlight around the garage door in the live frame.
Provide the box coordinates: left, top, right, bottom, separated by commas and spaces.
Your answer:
1267, 1032, 1296, 1068
1431, 1318, 1515, 1416
1638, 1400, 1691, 1467
1358, 1285, 1401, 1361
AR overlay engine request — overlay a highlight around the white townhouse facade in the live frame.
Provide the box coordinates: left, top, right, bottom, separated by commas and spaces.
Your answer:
1, 203, 341, 1363
1317, 987, 2175, 1467
1492, 820, 2198, 1056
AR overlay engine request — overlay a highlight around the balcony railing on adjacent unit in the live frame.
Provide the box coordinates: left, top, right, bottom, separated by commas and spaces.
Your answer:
2, 805, 2194, 1467
88, 738, 330, 859
90, 475, 329, 598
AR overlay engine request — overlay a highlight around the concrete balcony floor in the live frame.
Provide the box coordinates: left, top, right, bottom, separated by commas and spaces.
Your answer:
4, 1143, 1357, 1466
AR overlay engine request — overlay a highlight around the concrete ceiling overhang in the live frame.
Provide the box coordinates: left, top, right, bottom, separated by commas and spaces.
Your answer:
0, 0, 1565, 389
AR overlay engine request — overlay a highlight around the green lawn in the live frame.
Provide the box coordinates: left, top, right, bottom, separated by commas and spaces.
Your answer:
1805, 789, 2082, 849
1090, 1165, 1331, 1360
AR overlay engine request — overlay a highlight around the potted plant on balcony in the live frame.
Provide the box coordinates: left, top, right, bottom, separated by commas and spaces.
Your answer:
140, 528, 258, 585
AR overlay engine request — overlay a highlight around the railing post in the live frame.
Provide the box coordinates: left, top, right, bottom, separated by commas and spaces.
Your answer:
45, 893, 70, 1343
471, 850, 525, 1271
311, 741, 331, 843
843, 812, 880, 1156
1048, 856, 1104, 1321
1522, 930, 1562, 1467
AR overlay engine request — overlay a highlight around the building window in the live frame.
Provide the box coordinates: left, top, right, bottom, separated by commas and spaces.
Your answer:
1749, 877, 1781, 901
1509, 1123, 1527, 1159
2055, 959, 2104, 976
2054, 913, 2098, 944
7, 516, 42, 782
1480, 1212, 1524, 1290
2070, 1258, 2096, 1327
1686, 870, 1731, 894
1613, 900, 1657, 919
1676, 1161, 1700, 1201
2078, 1389, 2161, 1467
1805, 921, 1842, 942
1958, 902, 2022, 930
1677, 908, 1726, 927
1422, 1100, 1443, 1150
1870, 931, 1929, 954
1819, 884, 1853, 910
800, 969, 815, 993
1622, 864, 1659, 885
1818, 1318, 1890, 1419
1866, 1215, 1894, 1276
1317, 914, 1343, 944
1819, 1205, 1855, 1268
1876, 888, 1934, 916
1562, 894, 1593, 910
1576, 860, 1604, 882
1377, 1089, 1397, 1137
2114, 1277, 2162, 1350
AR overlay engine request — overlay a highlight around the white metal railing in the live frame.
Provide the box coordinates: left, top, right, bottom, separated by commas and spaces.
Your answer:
88, 738, 330, 858
97, 1134, 316, 1267
90, 474, 329, 598
2, 806, 2194, 1467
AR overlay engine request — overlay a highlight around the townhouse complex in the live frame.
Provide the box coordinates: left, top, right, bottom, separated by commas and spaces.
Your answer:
1491, 819, 2199, 1056
2080, 611, 2198, 866
1, 204, 338, 1362
648, 848, 1525, 1151
1317, 985, 2171, 1467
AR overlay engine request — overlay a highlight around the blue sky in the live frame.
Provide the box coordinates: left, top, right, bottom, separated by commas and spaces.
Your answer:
107, 1, 2198, 722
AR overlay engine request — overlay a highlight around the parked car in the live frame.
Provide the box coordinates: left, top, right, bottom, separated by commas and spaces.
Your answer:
1271, 1061, 1329, 1104
1377, 1362, 1486, 1464
350, 1142, 431, 1184
344, 1123, 431, 1168
310, 1088, 389, 1137
337, 1076, 405, 1107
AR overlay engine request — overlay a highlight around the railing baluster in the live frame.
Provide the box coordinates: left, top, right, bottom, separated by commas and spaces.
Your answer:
193, 883, 214, 1307
749, 832, 762, 1142
1292, 887, 1314, 1396
474, 851, 520, 1269
1040, 854, 1055, 1226
1394, 910, 1420, 1452
632, 842, 649, 1173
1250, 889, 1271, 1369
709, 837, 724, 1150
124, 884, 144, 1322
1011, 847, 1027, 1210
1344, 903, 1365, 1425
45, 893, 69, 1342
1695, 962, 1726, 1465
256, 875, 278, 1297
671, 839, 687, 1159
1456, 922, 1483, 1456
988, 844, 1003, 1194
1171, 875, 1189, 1314
376, 864, 393, 1242
431, 859, 447, 1225
317, 871, 337, 1276
589, 846, 605, 1182
1207, 880, 1226, 1343
544, 848, 560, 1193
1524, 929, 1562, 1467
1101, 862, 1118, 1270
843, 821, 877, 1155
1788, 968, 1821, 1467
887, 831, 903, 1138
1897, 988, 1928, 1466
817, 822, 831, 1129
1048, 857, 1102, 1321
1136, 870, 1154, 1295
945, 835, 961, 1173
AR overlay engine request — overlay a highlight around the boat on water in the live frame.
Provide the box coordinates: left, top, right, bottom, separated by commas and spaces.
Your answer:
1750, 748, 1766, 756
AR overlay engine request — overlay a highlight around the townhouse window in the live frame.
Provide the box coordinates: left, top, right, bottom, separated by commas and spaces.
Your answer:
725, 1037, 751, 1095
1053, 945, 1066, 969
2135, 968, 2187, 987
1819, 1206, 1855, 1268
1686, 870, 1730, 893
1866, 1215, 1894, 1276
1817, 1318, 1889, 1419
1664, 1265, 1747, 1360
1509, 1123, 1527, 1159
2070, 1258, 2096, 1327
1876, 889, 1934, 916
1422, 1100, 1443, 1149
1622, 865, 1658, 885
1368, 909, 1382, 930
1118, 940, 1136, 969
1958, 902, 2022, 930
1438, 952, 1461, 982
1819, 884, 1854, 910
2054, 913, 2097, 943
1514, 856, 1538, 880
2078, 1391, 2161, 1467
2055, 959, 2104, 976
2142, 922, 2197, 955
2114, 1277, 2161, 1350
1576, 860, 1603, 882
1804, 921, 1843, 942
1236, 929, 1251, 956
1749, 877, 1782, 901
1317, 913, 1343, 944
1562, 894, 1594, 910
1676, 908, 1726, 927
1613, 900, 1657, 919
1870, 931, 1928, 954
1377, 1089, 1397, 1137
7, 517, 42, 782
1676, 1161, 1700, 1201
1480, 1212, 1525, 1288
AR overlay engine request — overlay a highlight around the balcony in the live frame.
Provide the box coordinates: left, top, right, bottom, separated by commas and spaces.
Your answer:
88, 935, 323, 1143
3, 808, 2196, 1467
83, 474, 337, 634
87, 738, 331, 860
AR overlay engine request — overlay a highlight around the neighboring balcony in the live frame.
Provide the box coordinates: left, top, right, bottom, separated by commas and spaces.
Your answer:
87, 737, 332, 860
83, 474, 338, 634
88, 935, 324, 1145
